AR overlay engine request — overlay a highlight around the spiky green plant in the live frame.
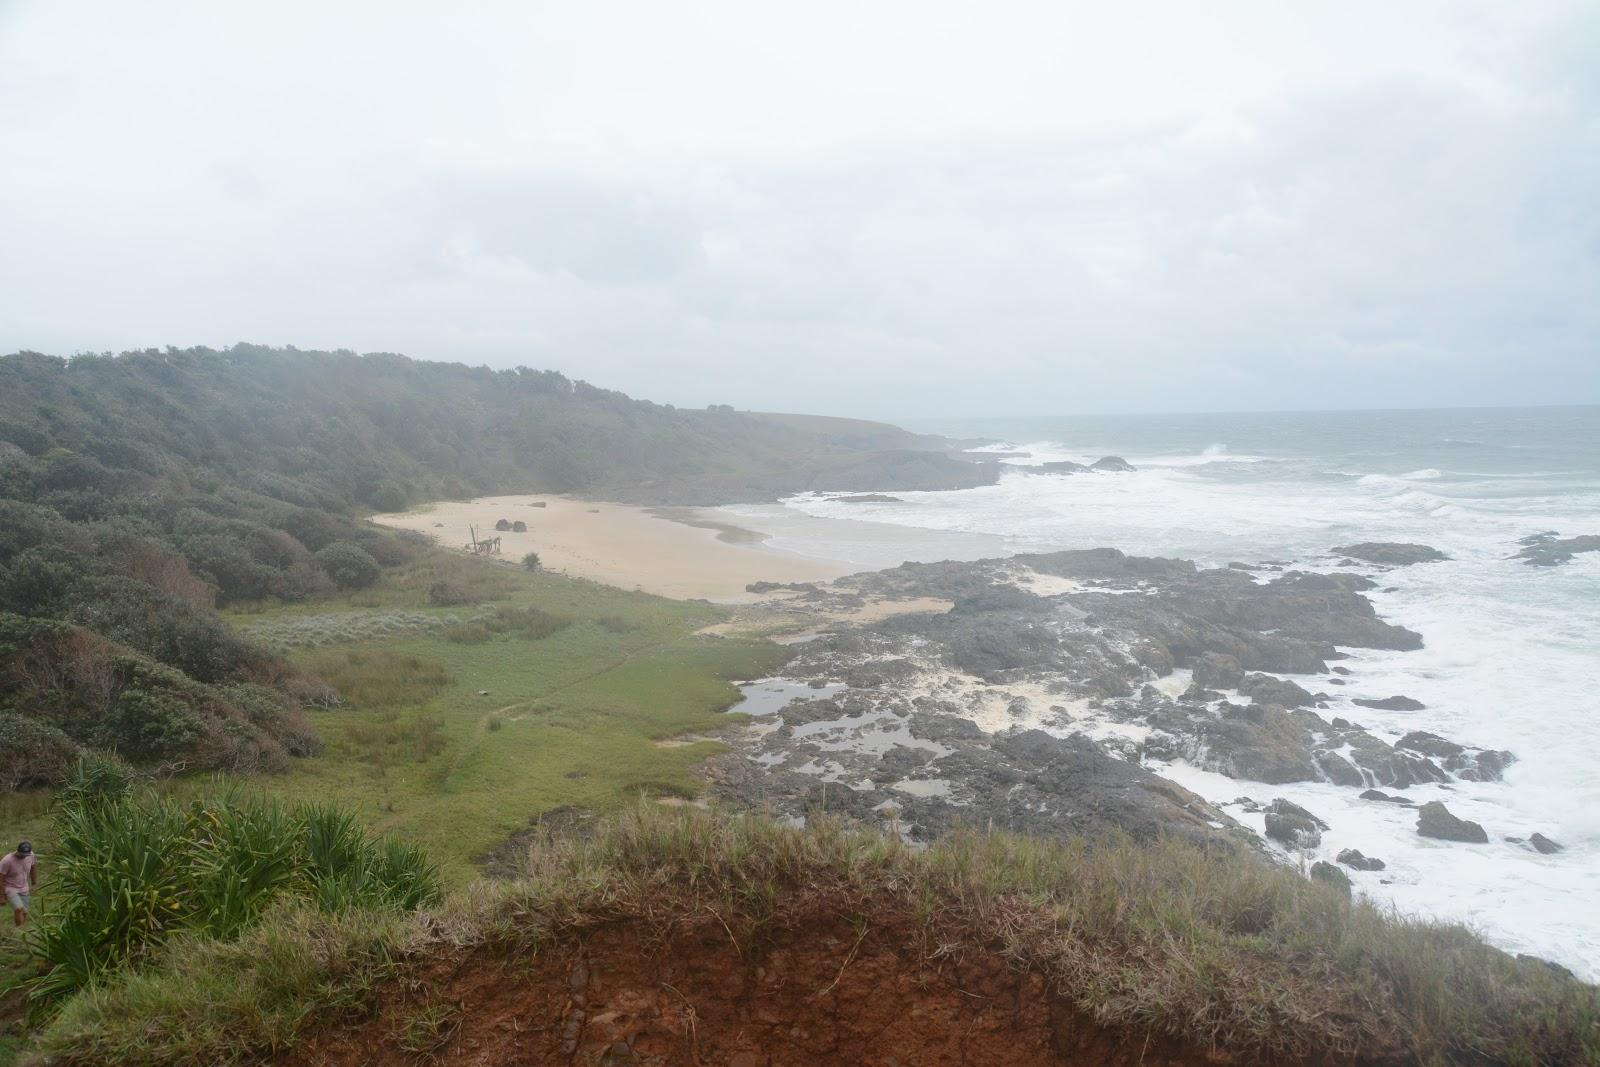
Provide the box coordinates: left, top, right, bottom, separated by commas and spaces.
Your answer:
27, 791, 443, 1004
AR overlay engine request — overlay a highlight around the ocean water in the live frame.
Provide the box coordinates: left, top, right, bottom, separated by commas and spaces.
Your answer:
723, 406, 1600, 976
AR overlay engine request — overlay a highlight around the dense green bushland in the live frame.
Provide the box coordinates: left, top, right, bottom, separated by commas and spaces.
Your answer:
26, 761, 440, 1005
28, 806, 1600, 1066
0, 344, 978, 787
0, 613, 321, 786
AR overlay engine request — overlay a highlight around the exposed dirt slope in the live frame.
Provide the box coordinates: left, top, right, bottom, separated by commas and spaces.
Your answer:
283, 907, 1247, 1067
281, 895, 1395, 1067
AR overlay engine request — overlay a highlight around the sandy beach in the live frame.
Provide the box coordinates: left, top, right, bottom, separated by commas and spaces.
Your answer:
371, 495, 851, 602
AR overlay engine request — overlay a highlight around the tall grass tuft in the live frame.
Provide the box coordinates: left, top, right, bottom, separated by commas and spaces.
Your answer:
27, 790, 443, 1004
50, 753, 136, 812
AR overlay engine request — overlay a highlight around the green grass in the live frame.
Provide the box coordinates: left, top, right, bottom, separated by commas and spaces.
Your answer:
210, 549, 785, 884
27, 806, 1600, 1067
1, 545, 783, 1065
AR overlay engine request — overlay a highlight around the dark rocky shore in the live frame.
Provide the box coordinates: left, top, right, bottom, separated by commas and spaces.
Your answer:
706, 546, 1521, 868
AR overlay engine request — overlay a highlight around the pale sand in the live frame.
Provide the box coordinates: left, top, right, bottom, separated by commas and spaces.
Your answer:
371, 495, 851, 602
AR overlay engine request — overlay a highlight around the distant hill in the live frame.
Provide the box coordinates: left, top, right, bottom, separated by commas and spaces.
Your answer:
0, 346, 993, 508
744, 410, 942, 451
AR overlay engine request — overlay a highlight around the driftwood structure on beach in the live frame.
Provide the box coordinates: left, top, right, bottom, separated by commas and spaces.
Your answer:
465, 525, 502, 555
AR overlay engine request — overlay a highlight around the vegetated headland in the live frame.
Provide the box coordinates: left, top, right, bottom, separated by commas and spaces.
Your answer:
0, 346, 1595, 1067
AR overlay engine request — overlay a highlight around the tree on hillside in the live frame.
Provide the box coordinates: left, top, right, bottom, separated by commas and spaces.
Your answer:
315, 542, 380, 589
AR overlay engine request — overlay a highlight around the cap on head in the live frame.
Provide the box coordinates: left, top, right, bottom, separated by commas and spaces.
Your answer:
16, 842, 30, 855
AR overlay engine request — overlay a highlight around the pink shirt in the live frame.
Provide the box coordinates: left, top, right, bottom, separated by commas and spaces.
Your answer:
0, 852, 33, 891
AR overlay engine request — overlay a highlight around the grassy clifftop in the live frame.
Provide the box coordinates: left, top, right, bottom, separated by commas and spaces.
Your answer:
29, 807, 1600, 1066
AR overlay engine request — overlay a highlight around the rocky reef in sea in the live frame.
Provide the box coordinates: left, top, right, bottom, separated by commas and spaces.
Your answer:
707, 547, 1520, 863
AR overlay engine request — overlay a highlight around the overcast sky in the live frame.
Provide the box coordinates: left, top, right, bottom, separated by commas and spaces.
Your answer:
1, 2, 1596, 417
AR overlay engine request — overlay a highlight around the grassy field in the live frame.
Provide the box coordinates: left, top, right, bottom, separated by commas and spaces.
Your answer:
0, 546, 786, 1063
217, 549, 788, 882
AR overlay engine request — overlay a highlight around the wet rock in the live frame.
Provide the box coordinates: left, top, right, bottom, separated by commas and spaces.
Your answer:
1360, 789, 1414, 805
1310, 861, 1353, 896
1316, 752, 1365, 787
953, 731, 1243, 844
1036, 461, 1093, 475
1395, 731, 1515, 782
1332, 542, 1449, 566
1343, 733, 1448, 788
1512, 532, 1600, 567
1337, 848, 1386, 871
1174, 703, 1319, 784
1016, 547, 1194, 582
873, 746, 936, 783
1192, 652, 1244, 690
909, 713, 986, 744
1265, 812, 1322, 849
747, 580, 824, 594
1330, 666, 1352, 676
1417, 801, 1488, 843
1266, 798, 1329, 829
832, 493, 903, 503
1090, 455, 1137, 472
1517, 954, 1576, 980
1354, 695, 1427, 711
1458, 748, 1515, 782
1530, 832, 1564, 855
950, 586, 1052, 615
1239, 672, 1316, 708
843, 658, 921, 689
1396, 731, 1463, 759
1180, 682, 1223, 704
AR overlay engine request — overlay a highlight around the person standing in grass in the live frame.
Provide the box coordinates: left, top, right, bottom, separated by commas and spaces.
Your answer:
2, 841, 36, 928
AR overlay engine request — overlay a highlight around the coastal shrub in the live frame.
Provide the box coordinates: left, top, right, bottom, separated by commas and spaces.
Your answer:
65, 575, 266, 683
342, 714, 448, 766
0, 711, 83, 789
521, 551, 541, 571
444, 622, 492, 644
511, 520, 527, 533
316, 542, 381, 590
0, 615, 316, 779
439, 606, 567, 644
396, 553, 506, 605
28, 791, 442, 1003
219, 683, 322, 758
241, 609, 455, 651
427, 580, 477, 606
182, 533, 284, 603
301, 648, 451, 709
0, 544, 84, 614
100, 535, 216, 608
353, 529, 426, 570
493, 518, 511, 532
480, 605, 569, 641
367, 482, 409, 514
